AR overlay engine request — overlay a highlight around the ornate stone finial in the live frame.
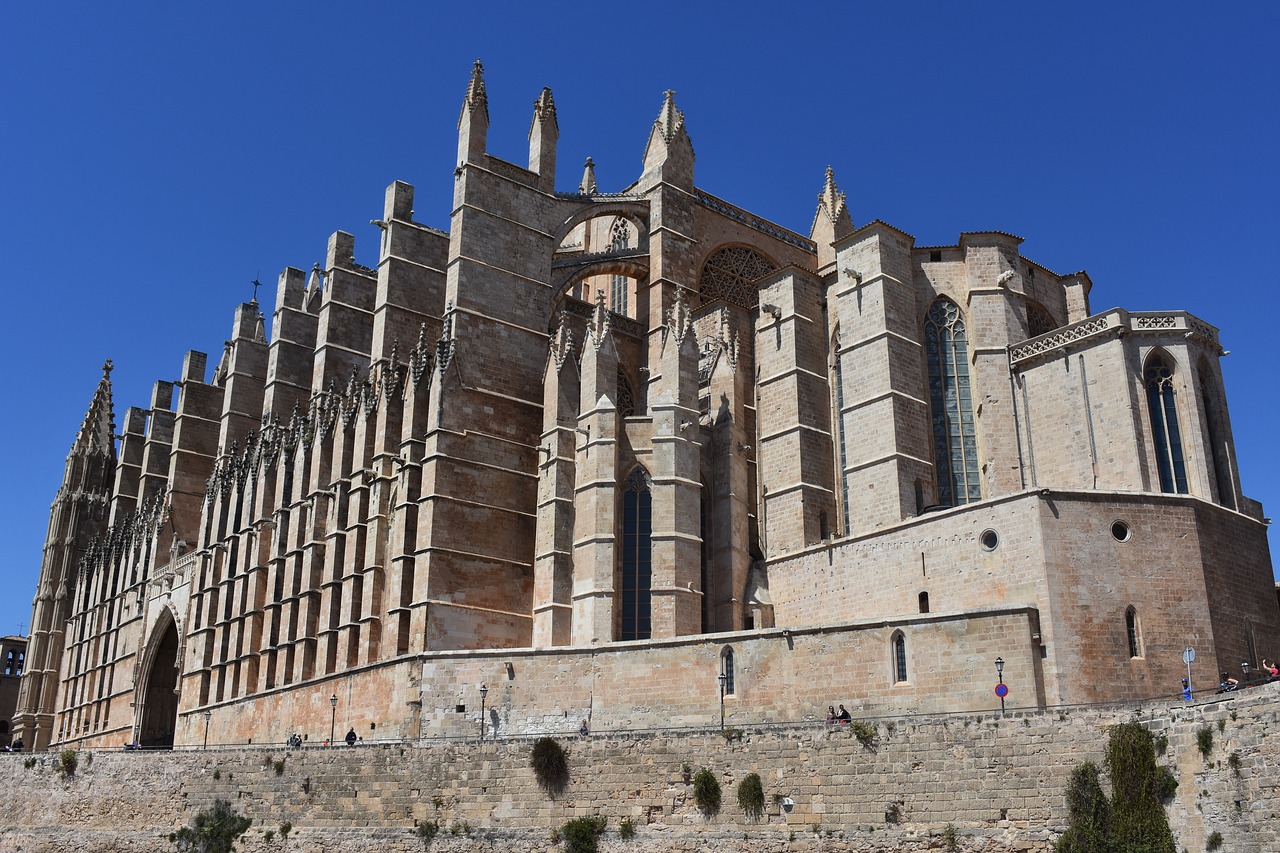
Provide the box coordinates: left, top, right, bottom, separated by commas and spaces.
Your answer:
579, 157, 598, 195
587, 290, 612, 351
817, 166, 848, 223
531, 87, 558, 133
549, 310, 575, 368
667, 287, 693, 344
437, 300, 457, 372
655, 90, 685, 144
461, 59, 489, 123
102, 359, 113, 376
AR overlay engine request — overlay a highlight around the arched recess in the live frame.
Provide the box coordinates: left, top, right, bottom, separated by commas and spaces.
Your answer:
1197, 356, 1236, 509
547, 258, 651, 329
552, 201, 650, 252
136, 607, 182, 748
1025, 300, 1058, 338
924, 298, 980, 506
1143, 349, 1188, 494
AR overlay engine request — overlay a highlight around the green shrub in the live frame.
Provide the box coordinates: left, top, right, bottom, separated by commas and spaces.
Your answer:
1206, 831, 1223, 851
561, 815, 606, 853
278, 821, 291, 840
172, 798, 252, 853
1196, 726, 1214, 758
530, 736, 568, 794
1107, 723, 1175, 853
272, 759, 285, 776
849, 720, 877, 747
942, 823, 960, 852
1227, 752, 1241, 773
1156, 766, 1179, 801
413, 820, 439, 847
263, 830, 274, 843
56, 749, 78, 777
618, 817, 635, 840
737, 772, 764, 818
885, 802, 902, 824
1054, 762, 1111, 853
1154, 734, 1168, 755
721, 726, 743, 742
692, 767, 722, 814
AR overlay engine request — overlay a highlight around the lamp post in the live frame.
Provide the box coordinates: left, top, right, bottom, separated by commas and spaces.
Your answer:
1242, 661, 1251, 683
329, 694, 337, 746
718, 672, 727, 730
995, 657, 1006, 715
203, 709, 211, 750
479, 683, 488, 740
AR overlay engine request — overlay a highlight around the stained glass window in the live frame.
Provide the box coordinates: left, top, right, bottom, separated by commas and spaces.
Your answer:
1145, 353, 1188, 494
610, 218, 630, 317
722, 647, 735, 695
698, 246, 776, 309
925, 299, 980, 506
620, 467, 652, 641
893, 632, 908, 683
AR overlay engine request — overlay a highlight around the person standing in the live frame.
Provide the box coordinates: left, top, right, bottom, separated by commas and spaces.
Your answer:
345, 727, 357, 746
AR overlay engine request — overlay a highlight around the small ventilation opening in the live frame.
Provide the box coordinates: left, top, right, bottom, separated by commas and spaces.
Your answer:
929, 250, 943, 262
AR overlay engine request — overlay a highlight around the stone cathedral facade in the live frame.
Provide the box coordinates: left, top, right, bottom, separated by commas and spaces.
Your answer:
16, 64, 1277, 751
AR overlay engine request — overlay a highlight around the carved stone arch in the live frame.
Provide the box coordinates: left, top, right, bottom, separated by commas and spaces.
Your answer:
550, 258, 652, 308
696, 244, 779, 309
552, 200, 650, 250
1024, 299, 1058, 338
134, 603, 183, 748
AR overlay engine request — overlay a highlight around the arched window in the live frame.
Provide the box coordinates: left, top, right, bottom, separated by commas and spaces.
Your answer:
891, 631, 908, 683
610, 218, 631, 317
617, 370, 636, 419
1145, 353, 1188, 494
1198, 357, 1236, 509
918, 591, 930, 614
925, 299, 979, 506
620, 467, 653, 641
721, 647, 736, 695
1125, 607, 1143, 658
2, 650, 12, 676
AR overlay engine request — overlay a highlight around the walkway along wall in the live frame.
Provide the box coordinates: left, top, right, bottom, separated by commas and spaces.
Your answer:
3, 683, 1279, 853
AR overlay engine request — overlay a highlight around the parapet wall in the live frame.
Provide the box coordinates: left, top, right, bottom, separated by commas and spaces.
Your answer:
3, 685, 1278, 853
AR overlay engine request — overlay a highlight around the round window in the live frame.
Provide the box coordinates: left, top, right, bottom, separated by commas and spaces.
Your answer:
1111, 521, 1131, 542
980, 529, 999, 551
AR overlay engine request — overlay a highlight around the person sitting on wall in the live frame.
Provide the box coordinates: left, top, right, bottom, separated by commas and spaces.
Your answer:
345, 727, 357, 746
579, 719, 589, 737
1262, 659, 1279, 681
836, 705, 852, 724
1218, 672, 1239, 693
826, 706, 837, 725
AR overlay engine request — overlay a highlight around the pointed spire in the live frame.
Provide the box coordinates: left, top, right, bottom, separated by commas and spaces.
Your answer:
641, 90, 695, 188
655, 90, 684, 144
810, 166, 855, 269
254, 307, 267, 343
666, 289, 693, 345
71, 360, 116, 457
459, 59, 489, 127
578, 157, 598, 195
586, 289, 612, 351
549, 310, 575, 369
529, 87, 557, 136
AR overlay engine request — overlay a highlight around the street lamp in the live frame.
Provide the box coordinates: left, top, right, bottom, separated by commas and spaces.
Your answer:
329, 694, 338, 746
203, 709, 211, 750
718, 671, 728, 730
1242, 661, 1251, 682
479, 683, 488, 740
995, 657, 1006, 715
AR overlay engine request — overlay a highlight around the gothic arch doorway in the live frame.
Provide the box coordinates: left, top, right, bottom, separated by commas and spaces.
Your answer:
137, 611, 180, 748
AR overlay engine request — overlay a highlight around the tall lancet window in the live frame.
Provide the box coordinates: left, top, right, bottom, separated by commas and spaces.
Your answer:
925, 299, 980, 506
1145, 352, 1188, 494
610, 218, 631, 317
620, 467, 653, 640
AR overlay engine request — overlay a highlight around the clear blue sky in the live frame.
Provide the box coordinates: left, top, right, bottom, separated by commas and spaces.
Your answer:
1, 2, 1277, 636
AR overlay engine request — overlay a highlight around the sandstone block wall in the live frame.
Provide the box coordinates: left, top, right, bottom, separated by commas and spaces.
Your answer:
4, 685, 1279, 853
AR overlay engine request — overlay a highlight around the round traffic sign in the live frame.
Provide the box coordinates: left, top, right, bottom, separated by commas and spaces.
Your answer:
1183, 647, 1196, 665
995, 683, 1009, 698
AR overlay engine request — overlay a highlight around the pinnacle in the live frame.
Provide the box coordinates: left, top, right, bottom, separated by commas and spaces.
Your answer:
655, 90, 685, 143
460, 58, 489, 124
579, 157, 598, 195
72, 360, 117, 458
818, 166, 847, 223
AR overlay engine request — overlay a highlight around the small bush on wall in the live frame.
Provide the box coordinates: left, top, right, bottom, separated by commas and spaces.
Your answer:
692, 768, 722, 814
530, 736, 568, 794
737, 772, 764, 818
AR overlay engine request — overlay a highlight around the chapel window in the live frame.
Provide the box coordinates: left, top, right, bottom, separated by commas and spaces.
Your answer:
1026, 300, 1057, 338
892, 631, 908, 684
1125, 606, 1143, 658
620, 467, 653, 641
918, 591, 930, 614
610, 219, 631, 317
721, 647, 736, 695
1145, 352, 1188, 494
925, 299, 980, 506
832, 332, 850, 533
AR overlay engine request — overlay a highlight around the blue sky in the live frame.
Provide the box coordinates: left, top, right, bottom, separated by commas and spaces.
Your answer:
1, 2, 1277, 636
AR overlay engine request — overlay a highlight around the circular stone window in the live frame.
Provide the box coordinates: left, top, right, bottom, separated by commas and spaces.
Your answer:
980, 529, 999, 551
1111, 521, 1132, 542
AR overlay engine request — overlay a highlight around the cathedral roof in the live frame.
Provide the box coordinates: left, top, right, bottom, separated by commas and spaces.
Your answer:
71, 360, 117, 458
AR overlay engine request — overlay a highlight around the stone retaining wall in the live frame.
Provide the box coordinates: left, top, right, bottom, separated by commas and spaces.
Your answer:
3, 684, 1277, 853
